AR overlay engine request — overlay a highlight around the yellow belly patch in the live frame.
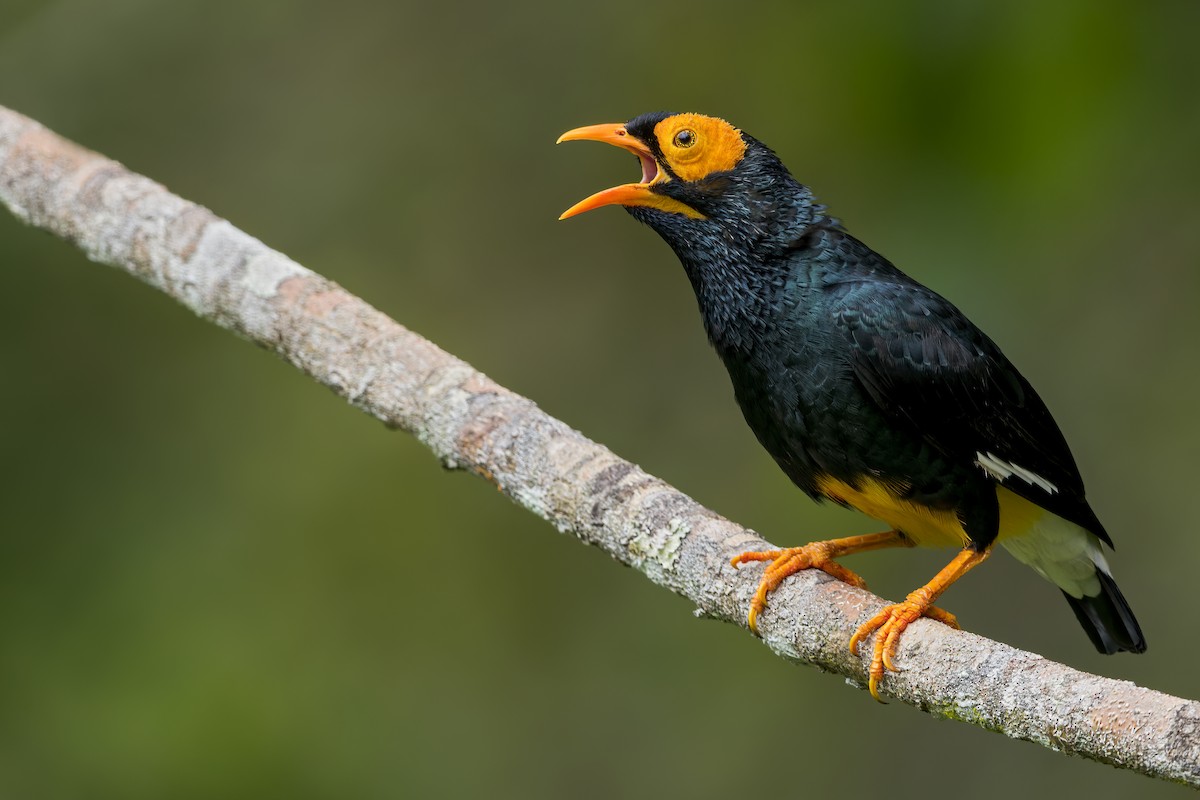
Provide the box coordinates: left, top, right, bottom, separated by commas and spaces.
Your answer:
995, 486, 1045, 541
817, 476, 1049, 548
816, 475, 968, 548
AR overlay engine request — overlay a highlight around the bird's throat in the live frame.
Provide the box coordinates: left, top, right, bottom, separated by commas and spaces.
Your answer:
680, 252, 783, 356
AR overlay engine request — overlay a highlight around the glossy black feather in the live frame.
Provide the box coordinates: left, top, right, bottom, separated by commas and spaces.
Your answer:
825, 234, 1111, 545
1064, 572, 1146, 654
607, 113, 1142, 652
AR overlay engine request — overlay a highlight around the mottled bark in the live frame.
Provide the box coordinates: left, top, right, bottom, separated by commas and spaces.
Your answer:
1, 104, 1195, 787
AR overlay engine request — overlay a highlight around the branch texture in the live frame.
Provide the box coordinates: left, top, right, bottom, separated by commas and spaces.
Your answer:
1, 105, 1196, 787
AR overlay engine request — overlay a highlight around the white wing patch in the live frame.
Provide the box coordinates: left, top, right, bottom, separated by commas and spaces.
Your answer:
976, 451, 1059, 495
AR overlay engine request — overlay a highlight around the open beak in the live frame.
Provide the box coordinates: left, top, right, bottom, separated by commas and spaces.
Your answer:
557, 123, 702, 220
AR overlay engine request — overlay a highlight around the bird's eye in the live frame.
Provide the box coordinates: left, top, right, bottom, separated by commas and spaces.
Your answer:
673, 129, 696, 149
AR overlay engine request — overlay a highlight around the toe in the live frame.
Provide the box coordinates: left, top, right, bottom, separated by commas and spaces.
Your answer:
731, 549, 782, 567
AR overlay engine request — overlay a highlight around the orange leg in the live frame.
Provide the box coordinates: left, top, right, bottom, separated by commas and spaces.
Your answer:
731, 531, 913, 635
849, 546, 991, 701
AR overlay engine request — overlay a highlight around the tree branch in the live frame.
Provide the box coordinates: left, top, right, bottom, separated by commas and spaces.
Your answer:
1, 104, 1196, 787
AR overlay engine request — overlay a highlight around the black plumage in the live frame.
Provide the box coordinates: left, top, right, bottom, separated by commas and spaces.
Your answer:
560, 112, 1145, 694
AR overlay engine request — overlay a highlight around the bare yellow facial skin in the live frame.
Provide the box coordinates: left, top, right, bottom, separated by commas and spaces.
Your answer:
652, 114, 747, 182
557, 113, 748, 220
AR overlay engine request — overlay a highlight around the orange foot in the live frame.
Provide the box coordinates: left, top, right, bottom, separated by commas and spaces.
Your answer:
730, 531, 910, 635
846, 547, 990, 701
731, 543, 868, 635
849, 593, 959, 702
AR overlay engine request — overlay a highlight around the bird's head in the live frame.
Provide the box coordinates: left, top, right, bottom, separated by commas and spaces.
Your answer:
558, 112, 818, 258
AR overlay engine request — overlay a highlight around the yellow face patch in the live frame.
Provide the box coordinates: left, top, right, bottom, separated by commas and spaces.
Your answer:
652, 113, 747, 183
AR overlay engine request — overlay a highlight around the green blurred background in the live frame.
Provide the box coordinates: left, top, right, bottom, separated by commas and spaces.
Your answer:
2, 1, 1198, 797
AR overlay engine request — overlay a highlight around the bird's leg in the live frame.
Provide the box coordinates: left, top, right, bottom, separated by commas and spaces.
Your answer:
849, 546, 991, 701
731, 530, 913, 634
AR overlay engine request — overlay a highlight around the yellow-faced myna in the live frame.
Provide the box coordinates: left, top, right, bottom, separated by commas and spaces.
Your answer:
558, 112, 1145, 700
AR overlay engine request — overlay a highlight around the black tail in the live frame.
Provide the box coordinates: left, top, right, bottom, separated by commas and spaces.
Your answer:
1063, 570, 1146, 654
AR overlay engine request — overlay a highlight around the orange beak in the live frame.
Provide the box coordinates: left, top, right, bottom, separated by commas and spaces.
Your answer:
557, 123, 703, 220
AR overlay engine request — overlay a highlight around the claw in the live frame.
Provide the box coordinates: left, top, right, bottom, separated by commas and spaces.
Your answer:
730, 531, 910, 636
848, 547, 988, 701
732, 542, 870, 635
850, 598, 949, 701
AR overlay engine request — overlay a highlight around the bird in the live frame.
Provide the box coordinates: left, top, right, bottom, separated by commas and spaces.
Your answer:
556, 112, 1145, 700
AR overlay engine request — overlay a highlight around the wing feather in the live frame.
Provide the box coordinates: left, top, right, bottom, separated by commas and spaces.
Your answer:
830, 276, 1109, 544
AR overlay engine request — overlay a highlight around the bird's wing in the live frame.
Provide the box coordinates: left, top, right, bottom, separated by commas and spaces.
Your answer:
830, 276, 1110, 544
